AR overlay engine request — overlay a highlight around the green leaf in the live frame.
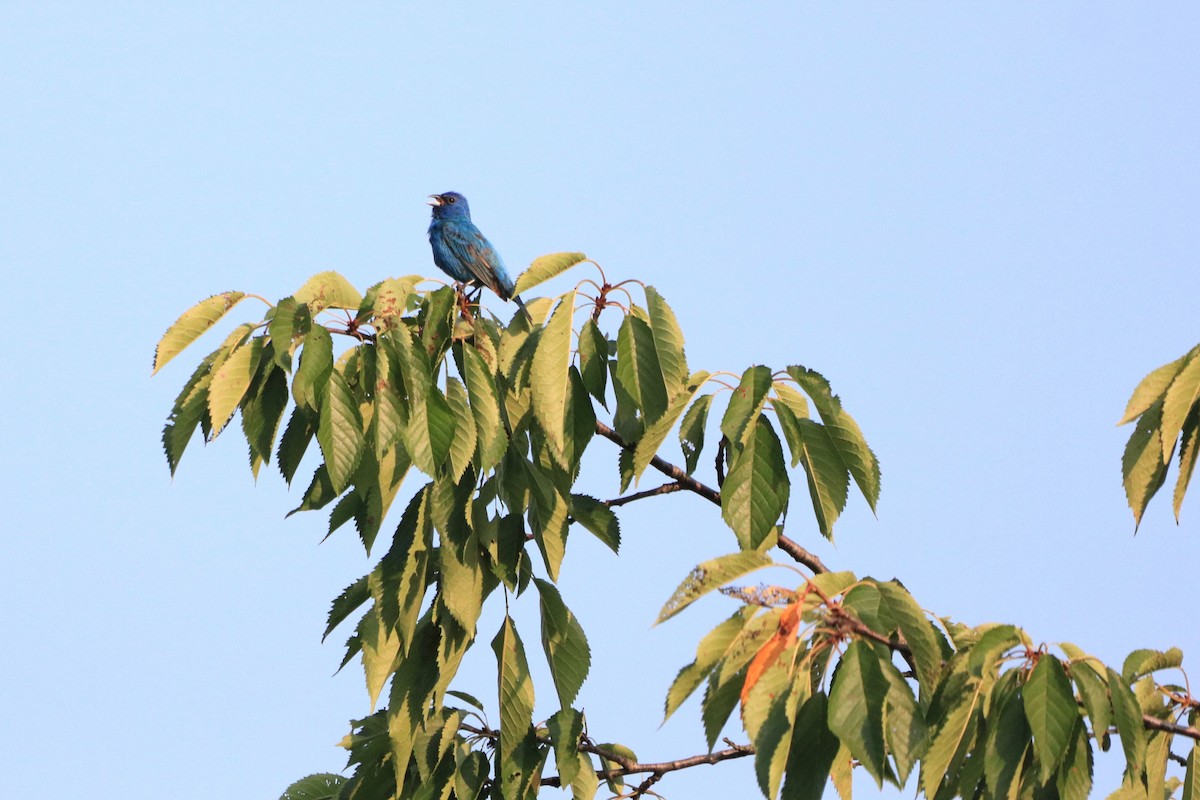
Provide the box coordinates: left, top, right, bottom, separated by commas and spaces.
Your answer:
317, 368, 366, 494
367, 277, 417, 333
985, 688, 1030, 800
720, 415, 790, 550
720, 366, 772, 446
1024, 654, 1075, 782
276, 407, 314, 485
644, 286, 688, 397
546, 708, 585, 787
531, 291, 576, 454
526, 459, 571, 582
1107, 666, 1147, 779
292, 325, 334, 413
454, 748, 488, 800
632, 371, 711, 482
152, 291, 247, 374
1122, 647, 1184, 683
278, 773, 347, 800
967, 624, 1023, 678
615, 313, 669, 425
444, 378, 477, 482
1175, 413, 1199, 522
577, 319, 609, 406
207, 336, 264, 439
780, 692, 841, 800
513, 251, 587, 296
663, 607, 757, 723
324, 574, 370, 642
1183, 742, 1199, 800
294, 270, 363, 313
679, 393, 714, 475
1119, 353, 1189, 425
241, 360, 289, 479
921, 672, 983, 797
461, 343, 507, 473
267, 296, 310, 372
1123, 400, 1169, 530
406, 384, 456, 477
656, 551, 773, 623
702, 665, 746, 751
746, 639, 802, 799
360, 605, 401, 711
287, 464, 338, 516
162, 352, 216, 475
1160, 350, 1200, 462
438, 520, 483, 636
879, 654, 927, 786
569, 494, 620, 553
827, 641, 888, 787
492, 615, 535, 766
1056, 716, 1093, 800
1071, 662, 1112, 749
786, 365, 881, 514
534, 579, 591, 709
790, 418, 849, 540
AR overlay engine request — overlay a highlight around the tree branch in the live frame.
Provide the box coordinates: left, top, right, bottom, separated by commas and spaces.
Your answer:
594, 420, 721, 505
604, 482, 686, 508
1142, 714, 1200, 742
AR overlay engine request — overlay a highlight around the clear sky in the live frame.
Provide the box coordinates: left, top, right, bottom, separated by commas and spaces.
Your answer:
3, 4, 1198, 798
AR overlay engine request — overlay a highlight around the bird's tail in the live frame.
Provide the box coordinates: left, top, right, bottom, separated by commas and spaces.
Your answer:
513, 294, 533, 323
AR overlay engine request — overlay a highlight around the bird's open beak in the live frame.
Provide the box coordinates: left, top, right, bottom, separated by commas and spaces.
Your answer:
427, 194, 443, 207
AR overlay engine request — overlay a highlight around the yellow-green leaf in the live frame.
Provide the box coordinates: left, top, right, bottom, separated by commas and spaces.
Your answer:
513, 252, 587, 297
152, 291, 247, 375
1118, 352, 1190, 425
531, 291, 576, 454
207, 337, 263, 439
1160, 350, 1200, 462
294, 270, 363, 313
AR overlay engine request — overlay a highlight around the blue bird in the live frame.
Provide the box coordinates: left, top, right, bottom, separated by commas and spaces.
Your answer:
427, 191, 529, 319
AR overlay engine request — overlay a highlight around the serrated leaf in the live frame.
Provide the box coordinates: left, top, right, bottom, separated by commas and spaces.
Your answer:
277, 406, 314, 485
967, 624, 1022, 678
1107, 666, 1147, 779
1183, 742, 1199, 800
702, 665, 747, 751
779, 692, 840, 800
294, 270, 363, 313
1160, 351, 1200, 462
279, 773, 346, 800
317, 368, 366, 494
534, 579, 591, 709
632, 371, 711, 482
492, 616, 535, 763
615, 313, 669, 425
1057, 716, 1093, 800
663, 607, 756, 722
241, 360, 288, 479
361, 605, 401, 711
791, 418, 849, 540
407, 384, 456, 477
645, 286, 688, 397
828, 641, 888, 787
1071, 662, 1112, 748
546, 708, 585, 787
1175, 414, 1199, 522
287, 464, 338, 516
444, 378, 477, 482
162, 353, 216, 475
1123, 400, 1169, 529
577, 319, 609, 406
369, 277, 417, 333
207, 336, 264, 439
293, 324, 334, 413
513, 251, 587, 296
721, 366, 772, 446
921, 674, 983, 797
267, 296, 310, 372
880, 655, 927, 786
324, 574, 370, 642
985, 688, 1030, 800
1024, 654, 1075, 782
152, 291, 247, 374
721, 414, 790, 550
569, 494, 620, 554
656, 551, 773, 623
1122, 647, 1183, 683
531, 291, 576, 454
461, 343, 507, 473
786, 365, 880, 513
679, 393, 714, 475
1119, 353, 1189, 425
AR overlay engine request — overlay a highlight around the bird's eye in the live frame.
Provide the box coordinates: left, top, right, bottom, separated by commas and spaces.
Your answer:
446, 196, 456, 204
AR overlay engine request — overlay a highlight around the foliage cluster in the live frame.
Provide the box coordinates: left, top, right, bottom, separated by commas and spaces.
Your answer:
156, 256, 1200, 800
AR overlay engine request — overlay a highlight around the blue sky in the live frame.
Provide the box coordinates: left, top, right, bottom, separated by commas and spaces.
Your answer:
3, 4, 1199, 798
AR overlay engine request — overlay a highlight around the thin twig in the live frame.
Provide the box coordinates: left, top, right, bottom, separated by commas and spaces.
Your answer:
604, 482, 686, 508
594, 421, 720, 505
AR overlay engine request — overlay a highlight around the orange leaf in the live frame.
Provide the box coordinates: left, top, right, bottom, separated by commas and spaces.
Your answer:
740, 603, 802, 706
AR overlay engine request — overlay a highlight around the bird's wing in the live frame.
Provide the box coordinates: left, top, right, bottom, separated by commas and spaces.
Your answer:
439, 221, 506, 297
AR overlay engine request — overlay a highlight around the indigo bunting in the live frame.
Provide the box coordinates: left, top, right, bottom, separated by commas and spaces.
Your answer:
427, 192, 529, 319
